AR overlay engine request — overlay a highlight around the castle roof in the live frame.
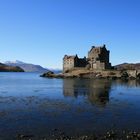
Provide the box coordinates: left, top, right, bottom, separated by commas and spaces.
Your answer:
89, 44, 106, 53
63, 55, 78, 59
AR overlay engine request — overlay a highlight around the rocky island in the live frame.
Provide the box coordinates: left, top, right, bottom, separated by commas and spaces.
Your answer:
41, 45, 140, 80
0, 63, 24, 72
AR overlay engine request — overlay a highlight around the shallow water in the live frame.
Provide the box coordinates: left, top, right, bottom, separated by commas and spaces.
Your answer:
0, 72, 140, 139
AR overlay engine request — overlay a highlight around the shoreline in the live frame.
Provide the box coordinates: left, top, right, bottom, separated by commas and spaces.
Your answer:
16, 129, 140, 140
40, 69, 140, 80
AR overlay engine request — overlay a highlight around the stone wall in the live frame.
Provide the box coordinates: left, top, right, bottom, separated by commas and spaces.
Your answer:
75, 58, 87, 67
63, 57, 75, 72
88, 45, 111, 70
63, 55, 87, 73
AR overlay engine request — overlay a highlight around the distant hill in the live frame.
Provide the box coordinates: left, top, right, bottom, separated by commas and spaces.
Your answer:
0, 63, 24, 72
114, 63, 140, 70
5, 60, 49, 72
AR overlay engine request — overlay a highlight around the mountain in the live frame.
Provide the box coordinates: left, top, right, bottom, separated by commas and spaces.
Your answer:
5, 60, 25, 64
5, 60, 49, 72
0, 63, 24, 72
114, 63, 140, 70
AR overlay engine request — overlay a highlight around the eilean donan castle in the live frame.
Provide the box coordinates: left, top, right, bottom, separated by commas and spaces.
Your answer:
63, 45, 112, 72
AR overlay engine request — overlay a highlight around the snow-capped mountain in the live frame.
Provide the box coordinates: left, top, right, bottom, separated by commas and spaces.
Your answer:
5, 60, 25, 64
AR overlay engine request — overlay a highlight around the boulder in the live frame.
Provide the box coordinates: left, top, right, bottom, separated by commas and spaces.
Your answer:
40, 71, 64, 78
40, 71, 54, 77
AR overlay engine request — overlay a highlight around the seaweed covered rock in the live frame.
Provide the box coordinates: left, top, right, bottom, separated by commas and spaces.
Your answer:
40, 71, 64, 78
40, 71, 54, 77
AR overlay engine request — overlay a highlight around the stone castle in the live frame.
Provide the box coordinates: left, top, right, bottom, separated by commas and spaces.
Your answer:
63, 44, 112, 72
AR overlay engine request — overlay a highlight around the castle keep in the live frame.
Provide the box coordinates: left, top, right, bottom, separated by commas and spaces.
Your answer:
63, 45, 112, 72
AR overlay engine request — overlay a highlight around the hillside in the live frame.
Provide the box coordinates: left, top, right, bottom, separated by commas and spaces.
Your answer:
5, 60, 49, 72
114, 63, 140, 70
0, 63, 24, 72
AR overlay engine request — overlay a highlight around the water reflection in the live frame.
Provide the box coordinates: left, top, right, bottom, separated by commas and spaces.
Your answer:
0, 73, 140, 139
63, 79, 111, 106
114, 80, 140, 87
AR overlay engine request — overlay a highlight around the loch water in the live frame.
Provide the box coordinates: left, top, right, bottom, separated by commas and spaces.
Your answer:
0, 72, 140, 139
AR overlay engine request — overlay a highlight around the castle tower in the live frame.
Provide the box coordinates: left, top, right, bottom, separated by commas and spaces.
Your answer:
88, 45, 111, 70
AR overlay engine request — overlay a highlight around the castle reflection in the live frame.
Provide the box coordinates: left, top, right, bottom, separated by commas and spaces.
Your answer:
63, 79, 111, 107
114, 80, 140, 87
63, 79, 140, 107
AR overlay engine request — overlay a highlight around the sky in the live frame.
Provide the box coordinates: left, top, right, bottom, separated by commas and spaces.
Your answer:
0, 0, 140, 69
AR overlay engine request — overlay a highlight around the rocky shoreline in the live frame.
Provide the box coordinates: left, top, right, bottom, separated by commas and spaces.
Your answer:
40, 71, 64, 78
40, 69, 140, 80
16, 129, 140, 140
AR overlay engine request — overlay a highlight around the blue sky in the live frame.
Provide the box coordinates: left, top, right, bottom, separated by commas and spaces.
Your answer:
0, 0, 140, 69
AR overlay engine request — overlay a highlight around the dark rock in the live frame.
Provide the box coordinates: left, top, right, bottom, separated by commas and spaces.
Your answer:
129, 76, 136, 80
40, 71, 64, 78
17, 134, 34, 139
40, 71, 54, 77
121, 71, 129, 80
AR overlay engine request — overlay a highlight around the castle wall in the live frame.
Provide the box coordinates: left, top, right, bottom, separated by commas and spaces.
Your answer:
63, 58, 75, 72
63, 56, 87, 72
96, 62, 105, 70
100, 51, 110, 63
75, 58, 87, 67
88, 46, 111, 70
